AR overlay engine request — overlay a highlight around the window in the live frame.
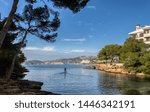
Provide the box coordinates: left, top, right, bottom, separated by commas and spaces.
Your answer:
140, 33, 144, 37
144, 30, 150, 34
146, 37, 150, 41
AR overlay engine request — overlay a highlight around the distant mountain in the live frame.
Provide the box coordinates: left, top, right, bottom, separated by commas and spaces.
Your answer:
25, 56, 97, 65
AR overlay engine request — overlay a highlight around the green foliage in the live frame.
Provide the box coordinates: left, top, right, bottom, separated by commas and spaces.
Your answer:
98, 44, 122, 62
124, 52, 141, 72
51, 0, 89, 13
98, 37, 150, 75
0, 20, 28, 79
140, 51, 150, 74
14, 3, 60, 43
122, 37, 149, 74
26, 0, 89, 13
0, 0, 89, 80
123, 37, 147, 53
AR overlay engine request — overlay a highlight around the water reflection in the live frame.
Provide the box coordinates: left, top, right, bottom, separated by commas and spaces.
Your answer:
96, 71, 150, 95
97, 71, 122, 94
25, 64, 150, 95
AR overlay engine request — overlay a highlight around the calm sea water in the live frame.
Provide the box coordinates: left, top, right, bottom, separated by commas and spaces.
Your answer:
24, 64, 150, 95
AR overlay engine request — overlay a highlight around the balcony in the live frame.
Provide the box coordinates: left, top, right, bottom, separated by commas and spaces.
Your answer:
144, 33, 150, 37
135, 36, 144, 40
144, 41, 150, 45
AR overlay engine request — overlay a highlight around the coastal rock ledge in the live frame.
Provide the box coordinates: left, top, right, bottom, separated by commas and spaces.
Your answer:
0, 80, 57, 95
88, 63, 145, 78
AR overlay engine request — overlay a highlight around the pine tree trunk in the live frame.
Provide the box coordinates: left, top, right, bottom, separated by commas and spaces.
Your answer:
6, 30, 28, 80
6, 54, 17, 80
0, 0, 19, 48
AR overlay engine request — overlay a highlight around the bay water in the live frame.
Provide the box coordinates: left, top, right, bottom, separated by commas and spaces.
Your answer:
24, 64, 150, 95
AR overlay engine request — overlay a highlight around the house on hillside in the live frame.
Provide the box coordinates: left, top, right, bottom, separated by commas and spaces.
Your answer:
80, 60, 90, 64
129, 25, 150, 45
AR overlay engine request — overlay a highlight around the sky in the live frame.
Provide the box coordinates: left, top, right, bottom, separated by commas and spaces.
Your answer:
0, 0, 150, 60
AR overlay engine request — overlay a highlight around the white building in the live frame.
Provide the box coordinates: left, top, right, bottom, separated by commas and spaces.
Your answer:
129, 25, 150, 45
80, 60, 90, 64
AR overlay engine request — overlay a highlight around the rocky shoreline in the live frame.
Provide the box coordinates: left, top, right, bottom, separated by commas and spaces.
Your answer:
0, 79, 58, 95
87, 63, 145, 78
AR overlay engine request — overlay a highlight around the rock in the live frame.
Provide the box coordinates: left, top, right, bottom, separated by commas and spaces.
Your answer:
86, 66, 96, 69
3, 88, 22, 94
18, 80, 43, 90
0, 79, 58, 95
94, 63, 145, 78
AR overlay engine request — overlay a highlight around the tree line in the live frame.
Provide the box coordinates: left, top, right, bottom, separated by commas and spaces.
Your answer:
98, 37, 150, 75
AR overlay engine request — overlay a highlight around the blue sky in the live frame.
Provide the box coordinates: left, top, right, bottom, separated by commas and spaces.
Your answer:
0, 0, 150, 60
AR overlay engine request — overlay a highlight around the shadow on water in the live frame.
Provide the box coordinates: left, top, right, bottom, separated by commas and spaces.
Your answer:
96, 71, 150, 95
121, 76, 150, 95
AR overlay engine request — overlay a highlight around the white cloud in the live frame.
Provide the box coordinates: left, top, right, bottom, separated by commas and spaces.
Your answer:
24, 47, 39, 51
71, 50, 85, 53
42, 47, 55, 51
24, 49, 96, 61
62, 38, 86, 42
86, 6, 96, 10
64, 49, 85, 53
23, 48, 97, 60
24, 46, 55, 52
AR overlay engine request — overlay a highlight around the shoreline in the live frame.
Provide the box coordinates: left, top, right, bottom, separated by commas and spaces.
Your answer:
0, 79, 59, 95
87, 63, 145, 78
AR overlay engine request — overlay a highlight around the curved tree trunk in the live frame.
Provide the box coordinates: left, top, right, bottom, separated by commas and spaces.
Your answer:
6, 53, 17, 80
6, 30, 28, 80
0, 0, 19, 48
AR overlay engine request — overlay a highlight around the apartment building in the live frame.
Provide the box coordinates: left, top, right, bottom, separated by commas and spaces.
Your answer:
129, 25, 150, 45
